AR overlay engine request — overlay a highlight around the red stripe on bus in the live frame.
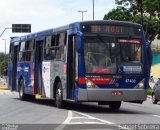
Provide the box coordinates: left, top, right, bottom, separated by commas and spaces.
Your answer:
87, 78, 112, 84
78, 77, 86, 84
118, 39, 141, 44
78, 77, 112, 84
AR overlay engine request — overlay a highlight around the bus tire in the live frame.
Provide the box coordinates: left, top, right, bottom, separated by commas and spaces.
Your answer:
109, 101, 121, 110
152, 93, 158, 104
19, 79, 27, 101
55, 81, 64, 108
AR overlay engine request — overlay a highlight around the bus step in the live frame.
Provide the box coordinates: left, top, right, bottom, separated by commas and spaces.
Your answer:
35, 94, 43, 99
66, 99, 75, 102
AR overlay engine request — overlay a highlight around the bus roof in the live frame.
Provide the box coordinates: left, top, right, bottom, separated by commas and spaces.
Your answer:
10, 20, 142, 43
80, 20, 142, 27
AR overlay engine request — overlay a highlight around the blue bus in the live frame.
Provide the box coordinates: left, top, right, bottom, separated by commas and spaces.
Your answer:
8, 20, 148, 110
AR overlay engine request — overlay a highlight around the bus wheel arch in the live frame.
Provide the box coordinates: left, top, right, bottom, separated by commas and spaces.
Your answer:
18, 76, 24, 92
53, 77, 64, 108
53, 77, 61, 99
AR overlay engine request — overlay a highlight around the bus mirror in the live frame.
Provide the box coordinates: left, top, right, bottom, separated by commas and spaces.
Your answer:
77, 31, 83, 52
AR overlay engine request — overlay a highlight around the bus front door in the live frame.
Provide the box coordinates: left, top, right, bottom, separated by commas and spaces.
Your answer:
34, 40, 43, 94
67, 35, 76, 99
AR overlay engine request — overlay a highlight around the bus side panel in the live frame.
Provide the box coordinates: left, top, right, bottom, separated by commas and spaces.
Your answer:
38, 62, 44, 95
41, 61, 66, 99
51, 61, 67, 100
24, 62, 34, 94
17, 62, 34, 95
42, 61, 50, 98
17, 63, 24, 91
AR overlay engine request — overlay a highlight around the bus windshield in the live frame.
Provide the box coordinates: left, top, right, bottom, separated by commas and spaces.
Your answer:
84, 35, 143, 74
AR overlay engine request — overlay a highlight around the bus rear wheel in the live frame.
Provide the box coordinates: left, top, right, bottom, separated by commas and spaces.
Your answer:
109, 101, 121, 110
55, 81, 64, 108
19, 79, 35, 101
19, 79, 27, 100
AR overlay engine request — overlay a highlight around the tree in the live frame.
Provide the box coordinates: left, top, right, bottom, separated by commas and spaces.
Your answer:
0, 53, 8, 76
103, 0, 160, 45
104, 8, 132, 21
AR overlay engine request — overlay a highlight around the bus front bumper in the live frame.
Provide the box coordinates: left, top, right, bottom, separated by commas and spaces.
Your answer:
78, 88, 147, 102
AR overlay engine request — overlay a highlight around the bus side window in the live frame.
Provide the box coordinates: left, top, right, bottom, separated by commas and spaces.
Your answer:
51, 35, 56, 46
44, 35, 55, 61
56, 34, 60, 46
19, 41, 25, 62
25, 40, 34, 62
55, 32, 66, 61
45, 49, 55, 60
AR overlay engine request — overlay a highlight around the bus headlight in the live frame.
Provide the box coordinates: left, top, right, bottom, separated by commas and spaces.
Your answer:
86, 80, 95, 88
137, 80, 144, 89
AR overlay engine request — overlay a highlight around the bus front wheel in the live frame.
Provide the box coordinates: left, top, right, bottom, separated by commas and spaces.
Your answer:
109, 101, 121, 110
55, 81, 64, 108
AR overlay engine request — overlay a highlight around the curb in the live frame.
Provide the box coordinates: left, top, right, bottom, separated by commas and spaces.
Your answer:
0, 87, 9, 90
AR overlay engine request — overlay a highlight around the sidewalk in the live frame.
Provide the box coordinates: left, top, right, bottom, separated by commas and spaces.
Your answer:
0, 84, 9, 90
0, 78, 8, 90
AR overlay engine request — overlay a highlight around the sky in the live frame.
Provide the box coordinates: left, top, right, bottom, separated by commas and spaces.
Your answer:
0, 0, 116, 53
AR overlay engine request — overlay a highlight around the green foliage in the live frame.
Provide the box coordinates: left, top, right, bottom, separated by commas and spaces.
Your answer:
147, 86, 152, 96
0, 53, 8, 75
143, 0, 160, 15
104, 7, 132, 21
104, 0, 160, 45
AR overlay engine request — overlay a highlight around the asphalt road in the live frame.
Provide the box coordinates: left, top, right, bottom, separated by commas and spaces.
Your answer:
0, 90, 160, 130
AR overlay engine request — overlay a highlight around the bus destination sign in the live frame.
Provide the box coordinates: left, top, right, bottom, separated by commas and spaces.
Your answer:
91, 25, 123, 33
82, 25, 141, 35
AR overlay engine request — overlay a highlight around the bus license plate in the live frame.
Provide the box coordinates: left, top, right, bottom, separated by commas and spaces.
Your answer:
112, 91, 123, 96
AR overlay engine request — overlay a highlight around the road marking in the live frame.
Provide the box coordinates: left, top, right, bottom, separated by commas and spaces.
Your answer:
73, 111, 129, 129
74, 111, 115, 124
55, 110, 129, 130
84, 122, 105, 124
63, 110, 72, 124
72, 117, 88, 119
69, 122, 83, 124
54, 110, 72, 130
152, 115, 160, 118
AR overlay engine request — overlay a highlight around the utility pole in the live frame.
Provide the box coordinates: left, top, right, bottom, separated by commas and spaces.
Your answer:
78, 10, 88, 21
140, 0, 143, 26
129, 0, 143, 26
2, 39, 6, 55
93, 0, 95, 20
